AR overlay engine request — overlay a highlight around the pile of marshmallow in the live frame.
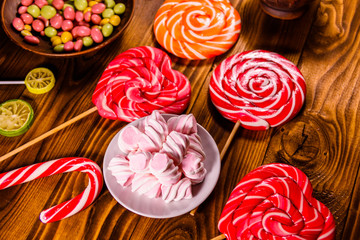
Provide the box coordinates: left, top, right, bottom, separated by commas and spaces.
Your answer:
108, 111, 207, 203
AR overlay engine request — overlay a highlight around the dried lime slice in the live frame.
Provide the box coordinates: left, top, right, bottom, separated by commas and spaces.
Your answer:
0, 99, 34, 137
24, 67, 55, 94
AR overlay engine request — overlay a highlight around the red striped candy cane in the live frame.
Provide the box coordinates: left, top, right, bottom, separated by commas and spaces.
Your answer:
0, 157, 103, 223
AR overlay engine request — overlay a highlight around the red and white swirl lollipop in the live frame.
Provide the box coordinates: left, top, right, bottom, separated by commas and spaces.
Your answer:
208, 50, 305, 161
0, 157, 103, 223
1, 46, 191, 162
92, 46, 191, 122
210, 50, 306, 130
215, 163, 335, 240
154, 0, 241, 59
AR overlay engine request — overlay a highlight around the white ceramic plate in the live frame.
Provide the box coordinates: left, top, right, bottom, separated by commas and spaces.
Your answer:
103, 114, 221, 218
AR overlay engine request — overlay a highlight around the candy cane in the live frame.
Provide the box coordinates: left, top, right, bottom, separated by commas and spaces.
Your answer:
0, 157, 103, 223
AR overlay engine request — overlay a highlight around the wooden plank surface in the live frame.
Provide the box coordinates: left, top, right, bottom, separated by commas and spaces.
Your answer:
0, 0, 359, 239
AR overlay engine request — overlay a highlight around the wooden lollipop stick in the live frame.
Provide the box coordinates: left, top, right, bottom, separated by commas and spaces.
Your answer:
189, 121, 241, 216
0, 106, 98, 162
211, 234, 226, 240
219, 121, 241, 160
0, 81, 24, 84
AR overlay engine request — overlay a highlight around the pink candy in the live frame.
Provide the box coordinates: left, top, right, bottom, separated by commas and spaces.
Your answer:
21, 0, 33, 7
90, 27, 103, 43
64, 40, 74, 51
20, 13, 33, 24
52, 0, 64, 10
63, 6, 75, 20
18, 6, 28, 14
34, 0, 48, 8
50, 14, 63, 29
32, 19, 44, 32
91, 3, 106, 14
218, 163, 336, 240
108, 111, 207, 203
75, 11, 84, 22
12, 17, 24, 31
209, 50, 306, 130
74, 39, 83, 51
24, 35, 40, 44
77, 26, 91, 37
61, 19, 73, 31
0, 157, 103, 223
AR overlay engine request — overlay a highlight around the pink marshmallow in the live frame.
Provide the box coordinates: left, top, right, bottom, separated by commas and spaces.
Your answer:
128, 152, 151, 173
167, 114, 197, 134
161, 131, 189, 165
131, 173, 161, 199
187, 134, 206, 159
138, 132, 162, 152
118, 125, 142, 154
181, 153, 207, 184
161, 178, 192, 203
108, 156, 134, 187
138, 111, 168, 144
150, 153, 181, 186
138, 111, 168, 132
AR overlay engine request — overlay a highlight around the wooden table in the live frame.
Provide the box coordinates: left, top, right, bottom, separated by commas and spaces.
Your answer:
0, 0, 359, 239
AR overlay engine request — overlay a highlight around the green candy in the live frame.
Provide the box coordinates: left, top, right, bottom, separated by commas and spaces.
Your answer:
104, 0, 115, 8
102, 8, 114, 18
101, 23, 113, 37
41, 5, 57, 19
27, 5, 41, 18
54, 44, 65, 52
114, 3, 125, 15
74, 0, 88, 11
82, 36, 93, 47
44, 27, 57, 38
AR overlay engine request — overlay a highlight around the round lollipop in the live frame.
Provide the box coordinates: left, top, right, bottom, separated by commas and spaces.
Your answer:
211, 49, 305, 154
215, 163, 336, 240
0, 46, 191, 162
190, 50, 306, 215
210, 50, 306, 130
0, 67, 55, 94
154, 0, 241, 60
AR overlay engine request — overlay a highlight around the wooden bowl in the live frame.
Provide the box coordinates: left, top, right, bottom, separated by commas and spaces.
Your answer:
1, 0, 135, 57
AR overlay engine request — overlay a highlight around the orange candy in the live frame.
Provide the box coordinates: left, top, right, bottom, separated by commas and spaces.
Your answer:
154, 0, 241, 59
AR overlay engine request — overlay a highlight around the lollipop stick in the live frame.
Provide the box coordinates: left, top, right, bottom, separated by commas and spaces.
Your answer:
0, 106, 98, 163
211, 234, 226, 240
189, 121, 241, 216
0, 81, 25, 84
219, 121, 241, 160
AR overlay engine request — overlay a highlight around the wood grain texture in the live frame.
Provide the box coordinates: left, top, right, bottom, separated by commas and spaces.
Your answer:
1, 0, 360, 239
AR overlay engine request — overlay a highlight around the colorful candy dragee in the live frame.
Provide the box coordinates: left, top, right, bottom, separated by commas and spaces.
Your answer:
92, 46, 191, 122
218, 163, 335, 240
108, 110, 207, 203
154, 0, 241, 59
12, 0, 126, 52
0, 157, 103, 223
209, 50, 306, 130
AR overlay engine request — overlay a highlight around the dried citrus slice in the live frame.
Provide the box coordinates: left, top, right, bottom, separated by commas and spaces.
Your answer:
0, 99, 34, 137
24, 67, 55, 94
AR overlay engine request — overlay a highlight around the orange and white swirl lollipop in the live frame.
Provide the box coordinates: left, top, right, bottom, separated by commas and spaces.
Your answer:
154, 0, 241, 59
